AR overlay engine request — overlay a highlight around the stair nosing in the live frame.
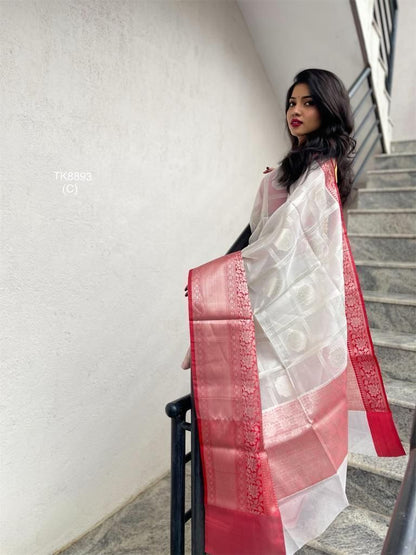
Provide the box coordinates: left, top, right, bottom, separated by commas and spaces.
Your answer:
348, 232, 416, 238
358, 186, 416, 192
306, 505, 391, 554
370, 328, 416, 352
367, 168, 416, 174
388, 397, 415, 410
348, 443, 409, 481
384, 377, 416, 409
375, 152, 416, 158
363, 290, 416, 306
348, 208, 416, 213
355, 260, 416, 268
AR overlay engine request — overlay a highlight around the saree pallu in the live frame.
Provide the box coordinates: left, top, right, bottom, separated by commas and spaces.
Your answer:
187, 160, 404, 555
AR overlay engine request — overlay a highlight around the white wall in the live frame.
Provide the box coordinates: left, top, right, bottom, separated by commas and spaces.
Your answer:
0, 1, 286, 553
238, 0, 364, 114
390, 0, 416, 141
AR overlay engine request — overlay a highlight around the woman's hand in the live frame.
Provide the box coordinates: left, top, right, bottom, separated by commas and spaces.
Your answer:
181, 346, 191, 370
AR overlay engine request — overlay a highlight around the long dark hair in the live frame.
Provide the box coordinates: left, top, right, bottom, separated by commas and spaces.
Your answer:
277, 69, 356, 205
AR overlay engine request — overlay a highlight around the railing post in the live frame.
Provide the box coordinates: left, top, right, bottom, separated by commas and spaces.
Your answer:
191, 389, 205, 554
166, 395, 192, 555
385, 0, 398, 95
164, 219, 250, 553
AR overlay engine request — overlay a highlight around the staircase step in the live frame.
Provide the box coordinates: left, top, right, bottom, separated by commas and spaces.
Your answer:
348, 209, 416, 234
349, 233, 416, 262
363, 290, 416, 334
356, 261, 416, 295
385, 377, 416, 441
349, 234, 416, 262
391, 140, 416, 153
346, 445, 409, 516
298, 505, 390, 555
374, 153, 416, 170
356, 187, 416, 209
366, 169, 416, 188
372, 328, 416, 382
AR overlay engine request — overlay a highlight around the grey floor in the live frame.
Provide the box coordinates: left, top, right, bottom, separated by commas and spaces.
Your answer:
59, 469, 191, 555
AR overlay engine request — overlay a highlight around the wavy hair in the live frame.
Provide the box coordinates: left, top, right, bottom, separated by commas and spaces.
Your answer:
277, 69, 356, 205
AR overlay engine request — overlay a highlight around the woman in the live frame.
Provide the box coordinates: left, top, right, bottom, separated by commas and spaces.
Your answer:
182, 69, 404, 555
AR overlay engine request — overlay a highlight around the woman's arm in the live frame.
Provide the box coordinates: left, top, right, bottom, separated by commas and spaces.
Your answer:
226, 224, 251, 253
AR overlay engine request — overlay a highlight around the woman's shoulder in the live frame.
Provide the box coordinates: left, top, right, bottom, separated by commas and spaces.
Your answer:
289, 161, 325, 195
263, 165, 283, 191
305, 158, 335, 181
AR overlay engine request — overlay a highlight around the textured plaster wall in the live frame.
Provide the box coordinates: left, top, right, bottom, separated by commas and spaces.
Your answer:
0, 1, 285, 553
390, 0, 416, 141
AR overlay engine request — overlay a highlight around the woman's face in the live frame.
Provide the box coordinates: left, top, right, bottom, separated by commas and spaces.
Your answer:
286, 83, 321, 143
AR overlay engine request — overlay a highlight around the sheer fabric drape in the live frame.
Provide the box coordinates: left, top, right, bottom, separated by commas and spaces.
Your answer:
188, 160, 404, 554
243, 163, 349, 552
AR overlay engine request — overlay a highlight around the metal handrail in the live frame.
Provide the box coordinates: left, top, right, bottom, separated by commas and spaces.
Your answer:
373, 0, 398, 94
165, 220, 253, 554
352, 87, 373, 117
381, 409, 416, 554
165, 392, 205, 555
165, 394, 191, 554
354, 104, 376, 137
353, 133, 381, 184
347, 66, 385, 185
348, 66, 371, 98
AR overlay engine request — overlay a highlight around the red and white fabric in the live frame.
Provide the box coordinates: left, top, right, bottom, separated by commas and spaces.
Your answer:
187, 159, 404, 554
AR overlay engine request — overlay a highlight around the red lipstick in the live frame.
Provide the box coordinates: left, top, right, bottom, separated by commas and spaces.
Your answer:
290, 119, 302, 127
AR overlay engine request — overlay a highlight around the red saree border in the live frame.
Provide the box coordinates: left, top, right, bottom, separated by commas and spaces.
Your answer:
321, 160, 404, 456
188, 252, 285, 554
187, 268, 208, 503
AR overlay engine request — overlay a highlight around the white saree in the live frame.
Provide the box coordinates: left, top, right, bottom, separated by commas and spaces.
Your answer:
188, 159, 404, 555
242, 161, 401, 553
243, 162, 349, 553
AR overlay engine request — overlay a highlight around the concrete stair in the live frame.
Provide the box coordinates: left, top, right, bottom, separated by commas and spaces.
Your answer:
349, 234, 415, 262
299, 506, 391, 555
372, 329, 416, 382
363, 290, 415, 334
355, 188, 416, 208
373, 153, 416, 170
366, 169, 416, 188
348, 209, 416, 234
299, 140, 416, 554
355, 261, 416, 295
391, 140, 416, 153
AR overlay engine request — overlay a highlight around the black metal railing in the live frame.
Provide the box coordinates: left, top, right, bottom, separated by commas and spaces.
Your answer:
348, 66, 384, 186
382, 408, 416, 555
165, 393, 204, 555
165, 226, 250, 555
348, 0, 399, 185
373, 0, 398, 94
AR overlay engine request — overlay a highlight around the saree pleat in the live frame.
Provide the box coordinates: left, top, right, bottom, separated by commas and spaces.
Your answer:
188, 159, 404, 554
